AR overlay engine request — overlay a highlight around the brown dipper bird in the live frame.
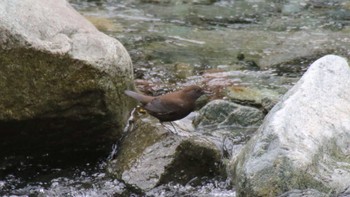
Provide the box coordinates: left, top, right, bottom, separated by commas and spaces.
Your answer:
124, 85, 205, 122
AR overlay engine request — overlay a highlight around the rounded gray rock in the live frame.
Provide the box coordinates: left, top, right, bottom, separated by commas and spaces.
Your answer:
233, 55, 350, 196
0, 0, 134, 154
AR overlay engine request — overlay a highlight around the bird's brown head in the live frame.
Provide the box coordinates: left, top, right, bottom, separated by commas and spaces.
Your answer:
181, 85, 205, 101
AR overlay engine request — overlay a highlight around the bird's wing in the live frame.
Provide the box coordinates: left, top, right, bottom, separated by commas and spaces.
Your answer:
144, 97, 183, 115
124, 90, 154, 105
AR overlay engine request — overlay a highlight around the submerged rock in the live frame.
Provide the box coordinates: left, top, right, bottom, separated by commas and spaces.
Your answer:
232, 55, 350, 196
193, 99, 264, 167
193, 99, 264, 133
202, 70, 295, 112
0, 0, 133, 155
108, 115, 225, 192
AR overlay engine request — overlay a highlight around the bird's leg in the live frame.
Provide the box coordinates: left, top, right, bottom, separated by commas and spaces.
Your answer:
160, 122, 169, 133
161, 122, 178, 134
169, 122, 177, 134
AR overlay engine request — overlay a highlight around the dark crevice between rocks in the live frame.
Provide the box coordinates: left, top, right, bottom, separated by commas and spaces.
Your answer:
157, 139, 226, 187
1, 115, 118, 150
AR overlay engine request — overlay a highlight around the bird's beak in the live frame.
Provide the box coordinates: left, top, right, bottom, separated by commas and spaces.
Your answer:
203, 89, 213, 95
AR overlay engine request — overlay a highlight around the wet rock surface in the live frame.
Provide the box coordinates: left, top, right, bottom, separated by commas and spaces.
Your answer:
108, 114, 225, 192
232, 55, 350, 196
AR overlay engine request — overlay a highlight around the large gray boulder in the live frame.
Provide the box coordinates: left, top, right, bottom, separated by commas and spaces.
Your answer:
232, 55, 350, 196
0, 0, 133, 154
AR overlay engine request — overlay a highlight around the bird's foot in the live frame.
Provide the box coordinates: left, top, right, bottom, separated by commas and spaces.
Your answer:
161, 122, 180, 135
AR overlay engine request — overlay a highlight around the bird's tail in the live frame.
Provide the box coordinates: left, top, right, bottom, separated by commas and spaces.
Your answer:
124, 90, 153, 105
